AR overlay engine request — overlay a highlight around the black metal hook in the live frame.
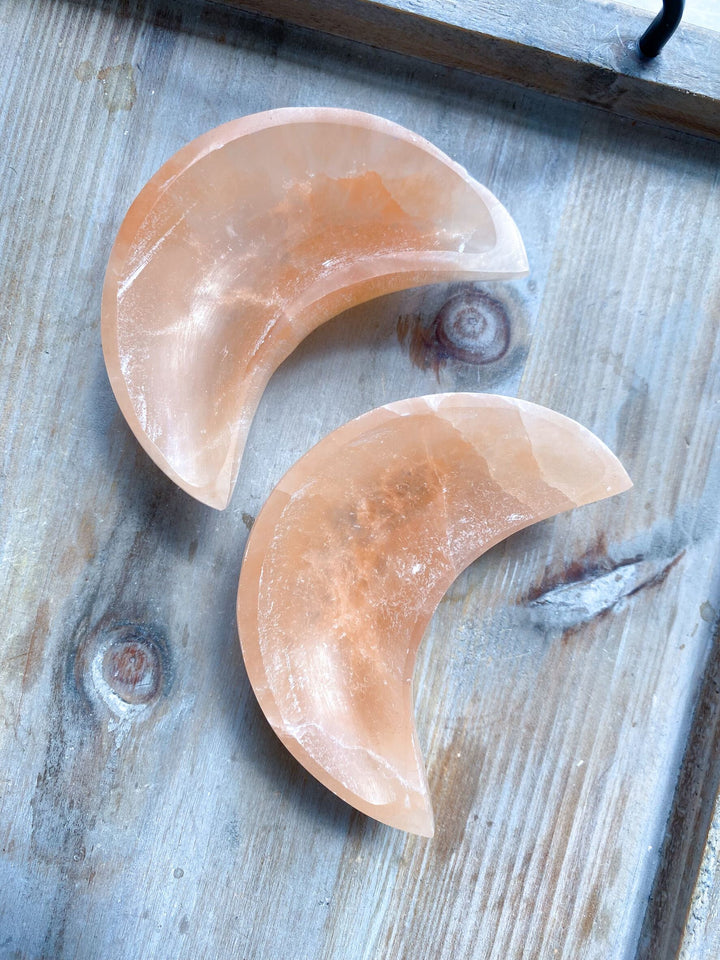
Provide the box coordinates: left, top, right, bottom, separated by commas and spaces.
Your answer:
638, 0, 685, 57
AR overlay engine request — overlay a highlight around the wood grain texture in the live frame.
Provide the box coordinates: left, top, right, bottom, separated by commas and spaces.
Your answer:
1, 1, 719, 958
213, 0, 720, 140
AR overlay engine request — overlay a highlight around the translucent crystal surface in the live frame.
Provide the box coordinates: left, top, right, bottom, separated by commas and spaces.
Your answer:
236, 394, 632, 836
102, 109, 528, 508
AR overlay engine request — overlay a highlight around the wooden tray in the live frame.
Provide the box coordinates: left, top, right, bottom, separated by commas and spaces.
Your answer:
1, 1, 718, 957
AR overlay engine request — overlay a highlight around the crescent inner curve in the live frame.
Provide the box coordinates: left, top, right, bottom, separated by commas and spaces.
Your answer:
236, 394, 632, 836
102, 109, 529, 509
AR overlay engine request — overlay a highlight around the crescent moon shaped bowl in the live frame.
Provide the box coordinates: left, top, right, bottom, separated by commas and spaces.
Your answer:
236, 394, 632, 836
102, 108, 529, 508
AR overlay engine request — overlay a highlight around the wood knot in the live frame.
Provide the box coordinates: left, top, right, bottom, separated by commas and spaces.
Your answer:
102, 638, 161, 705
435, 290, 509, 364
76, 621, 170, 717
396, 284, 520, 378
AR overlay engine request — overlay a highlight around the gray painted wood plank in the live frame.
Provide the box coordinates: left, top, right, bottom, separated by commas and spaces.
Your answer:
215, 0, 720, 140
1, 1, 719, 958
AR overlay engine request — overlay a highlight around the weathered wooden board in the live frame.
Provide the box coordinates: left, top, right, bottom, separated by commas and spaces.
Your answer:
619, 0, 720, 33
1, 1, 719, 959
215, 0, 720, 140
